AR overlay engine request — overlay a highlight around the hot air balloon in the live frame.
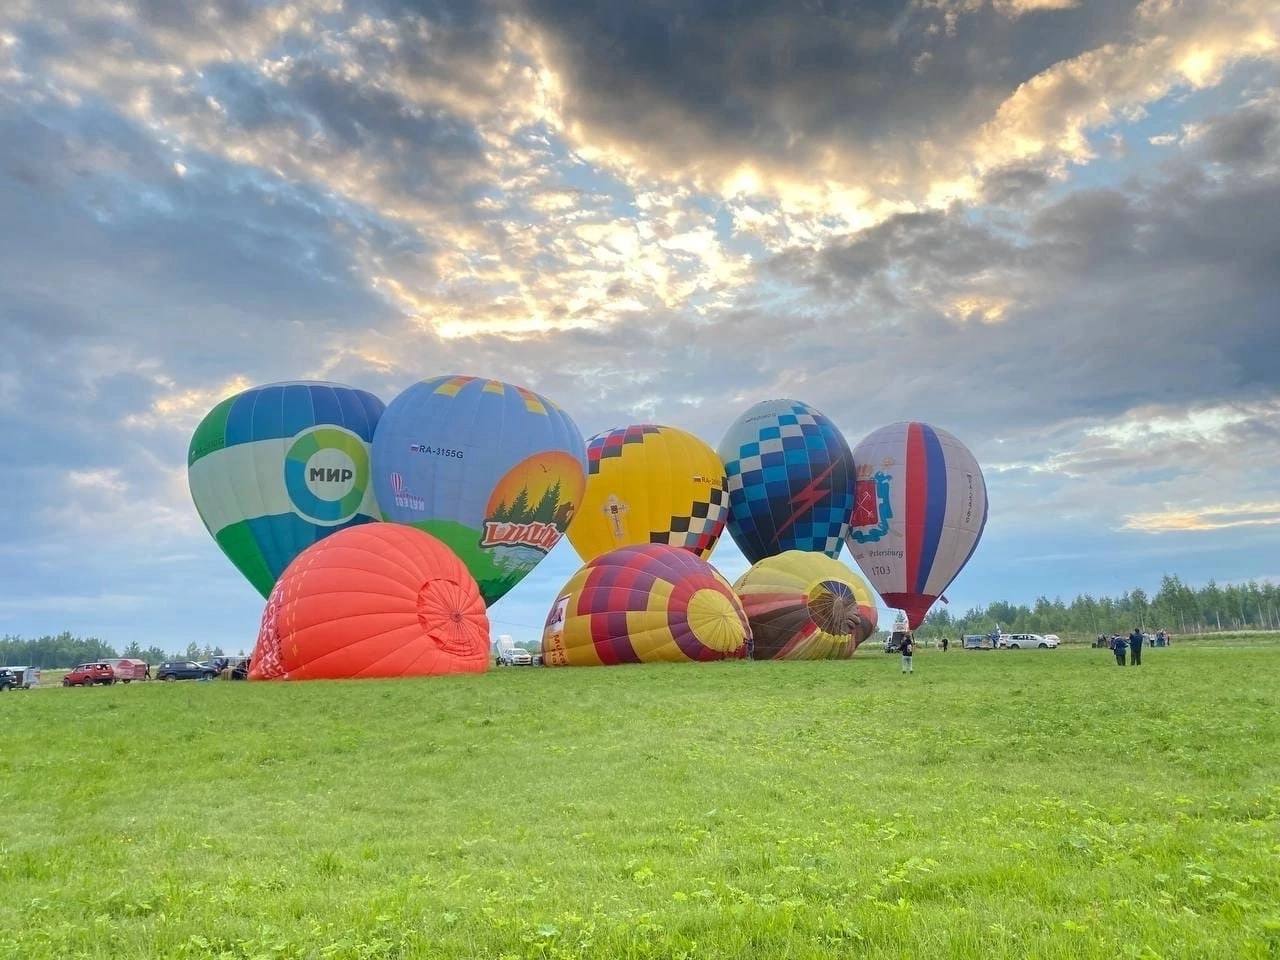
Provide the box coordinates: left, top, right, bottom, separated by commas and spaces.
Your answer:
188, 381, 384, 598
542, 544, 750, 666
567, 425, 728, 564
718, 399, 856, 564
250, 523, 490, 680
845, 421, 988, 629
371, 376, 586, 606
733, 551, 878, 660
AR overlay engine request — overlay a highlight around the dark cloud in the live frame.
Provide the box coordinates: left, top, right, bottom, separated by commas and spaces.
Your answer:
759, 122, 1280, 439
131, 0, 258, 31
519, 0, 1141, 181
1189, 96, 1280, 171
178, 59, 489, 203
981, 162, 1052, 206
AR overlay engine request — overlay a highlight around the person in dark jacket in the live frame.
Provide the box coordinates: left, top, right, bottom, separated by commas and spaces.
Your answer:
1129, 627, 1144, 666
941, 636, 949, 652
901, 634, 914, 674
1112, 634, 1127, 666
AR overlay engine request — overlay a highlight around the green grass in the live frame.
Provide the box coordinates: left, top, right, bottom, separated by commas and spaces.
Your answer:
2, 640, 1278, 959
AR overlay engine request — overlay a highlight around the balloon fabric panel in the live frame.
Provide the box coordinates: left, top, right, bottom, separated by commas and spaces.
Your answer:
250, 524, 490, 681
733, 551, 878, 660
542, 544, 749, 666
188, 381, 384, 598
846, 421, 987, 628
371, 376, 587, 606
568, 425, 728, 563
719, 400, 856, 564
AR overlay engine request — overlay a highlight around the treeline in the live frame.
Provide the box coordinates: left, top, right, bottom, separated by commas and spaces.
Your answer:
915, 575, 1280, 640
0, 632, 236, 669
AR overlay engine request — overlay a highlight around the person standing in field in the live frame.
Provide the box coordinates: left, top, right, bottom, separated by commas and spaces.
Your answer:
1129, 626, 1144, 666
901, 633, 915, 674
941, 636, 949, 652
1112, 633, 1127, 666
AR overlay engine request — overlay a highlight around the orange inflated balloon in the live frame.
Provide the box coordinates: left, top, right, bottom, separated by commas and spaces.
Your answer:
250, 524, 490, 680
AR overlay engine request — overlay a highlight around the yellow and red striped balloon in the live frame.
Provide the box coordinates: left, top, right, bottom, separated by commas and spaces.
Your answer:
734, 551, 878, 660
542, 544, 750, 666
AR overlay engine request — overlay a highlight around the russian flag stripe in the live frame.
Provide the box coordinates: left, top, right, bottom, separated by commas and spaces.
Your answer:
904, 423, 927, 595
916, 423, 948, 594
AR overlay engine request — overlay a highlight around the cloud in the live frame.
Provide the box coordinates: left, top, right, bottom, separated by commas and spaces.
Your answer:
1124, 501, 1280, 532
1184, 92, 1280, 170
522, 0, 1278, 217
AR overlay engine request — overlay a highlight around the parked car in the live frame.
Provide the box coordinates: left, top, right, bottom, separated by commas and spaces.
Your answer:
497, 647, 534, 666
62, 662, 116, 686
155, 660, 217, 682
0, 669, 17, 691
3, 666, 39, 689
201, 656, 250, 678
102, 658, 149, 682
197, 657, 247, 676
1003, 633, 1059, 649
883, 631, 912, 654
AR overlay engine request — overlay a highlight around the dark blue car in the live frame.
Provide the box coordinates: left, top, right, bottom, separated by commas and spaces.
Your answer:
156, 660, 216, 682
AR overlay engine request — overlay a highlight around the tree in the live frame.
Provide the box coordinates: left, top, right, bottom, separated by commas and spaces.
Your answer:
0, 632, 118, 668
532, 480, 561, 523
1131, 588, 1149, 630
507, 485, 532, 522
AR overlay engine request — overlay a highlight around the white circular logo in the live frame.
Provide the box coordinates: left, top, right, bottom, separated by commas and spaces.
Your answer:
304, 448, 358, 501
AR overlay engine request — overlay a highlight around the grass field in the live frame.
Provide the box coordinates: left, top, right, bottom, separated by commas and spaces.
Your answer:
2, 639, 1278, 959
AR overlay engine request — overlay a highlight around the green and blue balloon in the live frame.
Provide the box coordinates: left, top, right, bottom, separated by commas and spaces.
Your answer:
188, 381, 384, 597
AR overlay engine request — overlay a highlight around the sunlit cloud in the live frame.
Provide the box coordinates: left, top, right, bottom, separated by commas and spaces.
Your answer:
1124, 501, 1280, 532
123, 375, 253, 431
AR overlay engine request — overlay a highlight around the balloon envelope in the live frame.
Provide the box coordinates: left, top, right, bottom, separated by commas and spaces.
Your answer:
845, 421, 988, 629
188, 381, 384, 598
250, 524, 490, 680
371, 376, 586, 606
718, 399, 856, 564
734, 551, 878, 660
567, 425, 728, 564
543, 544, 750, 666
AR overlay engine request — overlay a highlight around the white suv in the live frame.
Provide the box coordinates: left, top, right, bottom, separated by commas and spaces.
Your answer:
1002, 633, 1059, 649
498, 648, 533, 666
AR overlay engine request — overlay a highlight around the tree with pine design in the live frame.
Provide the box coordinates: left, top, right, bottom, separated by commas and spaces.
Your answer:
507, 485, 532, 522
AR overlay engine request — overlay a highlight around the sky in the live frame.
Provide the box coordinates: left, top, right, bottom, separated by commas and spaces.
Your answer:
1, 0, 1279, 652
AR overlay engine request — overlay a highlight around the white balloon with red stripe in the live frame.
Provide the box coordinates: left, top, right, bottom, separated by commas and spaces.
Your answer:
844, 421, 988, 629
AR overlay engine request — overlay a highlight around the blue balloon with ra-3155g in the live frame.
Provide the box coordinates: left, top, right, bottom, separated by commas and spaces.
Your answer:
717, 399, 857, 564
371, 375, 587, 606
187, 381, 385, 597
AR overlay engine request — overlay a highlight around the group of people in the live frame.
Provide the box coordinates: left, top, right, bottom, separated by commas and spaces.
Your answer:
1100, 628, 1172, 665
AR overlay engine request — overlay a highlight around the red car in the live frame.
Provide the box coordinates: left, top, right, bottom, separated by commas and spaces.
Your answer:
62, 662, 116, 687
